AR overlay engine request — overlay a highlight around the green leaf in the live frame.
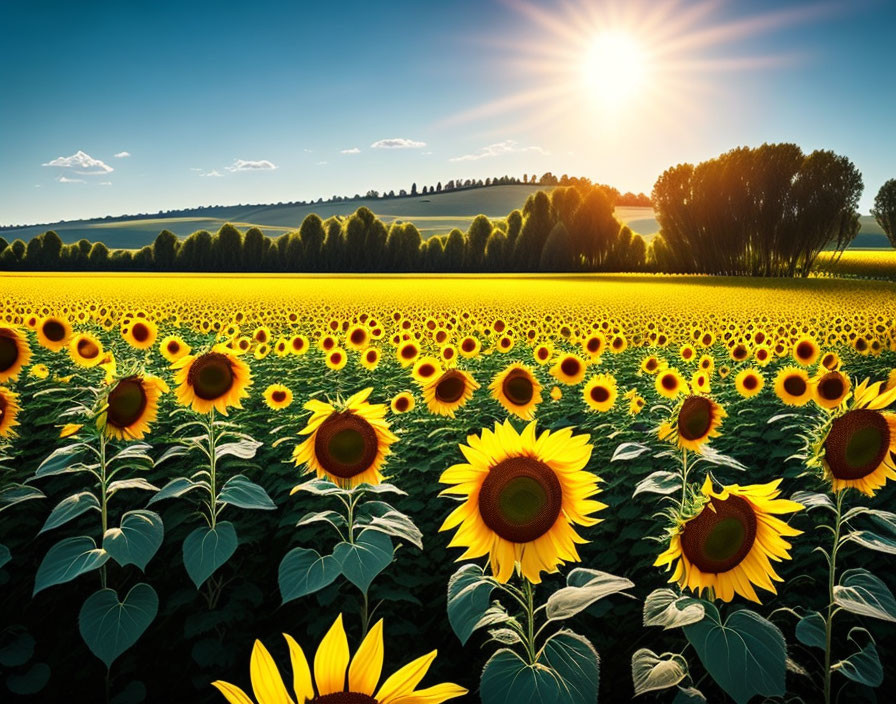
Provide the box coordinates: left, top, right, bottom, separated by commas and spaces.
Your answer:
683, 605, 786, 704
834, 628, 883, 688
182, 521, 238, 589
447, 563, 497, 645
39, 491, 100, 534
480, 630, 599, 704
790, 491, 834, 512
0, 484, 45, 512
546, 568, 633, 621
634, 471, 681, 497
611, 442, 650, 461
216, 439, 262, 460
354, 482, 407, 496
845, 530, 896, 554
147, 477, 204, 504
103, 510, 164, 571
107, 478, 159, 496
79, 583, 158, 668
365, 510, 423, 550
643, 589, 706, 629
278, 547, 341, 603
0, 627, 34, 667
33, 445, 85, 478
332, 529, 392, 594
291, 478, 349, 496
672, 686, 706, 703
5, 662, 50, 695
632, 648, 688, 696
834, 568, 896, 622
217, 474, 276, 510
34, 536, 109, 595
795, 611, 826, 650
296, 510, 346, 530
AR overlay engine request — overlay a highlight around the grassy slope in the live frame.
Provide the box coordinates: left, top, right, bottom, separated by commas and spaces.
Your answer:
0, 185, 888, 250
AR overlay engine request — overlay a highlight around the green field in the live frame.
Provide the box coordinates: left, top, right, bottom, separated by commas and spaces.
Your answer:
3, 184, 889, 250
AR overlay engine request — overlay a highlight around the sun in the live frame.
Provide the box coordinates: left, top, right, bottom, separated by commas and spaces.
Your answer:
581, 31, 648, 104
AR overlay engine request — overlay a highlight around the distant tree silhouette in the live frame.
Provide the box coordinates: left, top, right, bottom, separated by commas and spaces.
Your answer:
443, 229, 465, 271
152, 230, 178, 270
540, 222, 574, 271
871, 179, 896, 247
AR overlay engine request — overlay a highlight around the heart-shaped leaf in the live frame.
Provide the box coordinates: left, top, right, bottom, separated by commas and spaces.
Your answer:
643, 588, 706, 629
103, 510, 164, 571
795, 611, 826, 650
333, 529, 392, 594
834, 568, 896, 622
39, 492, 99, 534
546, 568, 633, 621
182, 521, 238, 589
279, 547, 341, 603
217, 475, 276, 510
79, 583, 158, 668
34, 536, 109, 595
632, 647, 689, 696
834, 627, 883, 687
447, 563, 497, 646
148, 477, 205, 504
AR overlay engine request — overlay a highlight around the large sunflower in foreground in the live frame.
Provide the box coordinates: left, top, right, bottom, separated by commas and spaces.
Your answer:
655, 478, 803, 603
422, 369, 479, 417
0, 386, 21, 437
292, 387, 397, 488
36, 315, 72, 352
172, 345, 252, 415
0, 326, 31, 382
808, 378, 896, 496
97, 374, 169, 440
489, 363, 542, 420
658, 395, 726, 453
439, 420, 604, 583
212, 614, 466, 704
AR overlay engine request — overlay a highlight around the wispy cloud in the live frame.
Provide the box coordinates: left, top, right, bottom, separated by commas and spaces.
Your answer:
340, 147, 361, 155
113, 151, 131, 158
449, 140, 548, 162
225, 158, 277, 172
56, 175, 86, 183
99, 181, 112, 186
370, 138, 426, 149
43, 150, 113, 174
202, 169, 224, 178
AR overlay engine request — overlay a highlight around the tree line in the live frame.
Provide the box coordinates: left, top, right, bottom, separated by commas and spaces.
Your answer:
0, 183, 647, 273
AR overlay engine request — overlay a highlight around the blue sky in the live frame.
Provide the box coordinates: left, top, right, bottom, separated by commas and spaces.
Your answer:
1, 0, 894, 225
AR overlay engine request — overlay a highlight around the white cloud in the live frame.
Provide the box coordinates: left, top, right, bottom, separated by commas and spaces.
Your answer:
340, 147, 361, 155
113, 151, 131, 158
57, 175, 85, 183
202, 169, 223, 178
449, 140, 548, 162
370, 138, 426, 149
225, 159, 277, 172
43, 150, 113, 174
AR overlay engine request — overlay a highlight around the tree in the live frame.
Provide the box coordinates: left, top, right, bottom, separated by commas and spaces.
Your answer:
514, 191, 554, 270
88, 241, 110, 268
871, 179, 896, 247
422, 236, 444, 272
569, 188, 619, 268
153, 230, 178, 270
213, 223, 243, 271
539, 222, 574, 271
243, 227, 266, 271
42, 231, 63, 269
465, 215, 492, 271
443, 229, 465, 271
484, 229, 508, 271
411, 182, 418, 196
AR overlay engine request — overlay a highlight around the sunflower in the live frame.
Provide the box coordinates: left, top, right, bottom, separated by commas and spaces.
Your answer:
582, 333, 606, 359
69, 332, 104, 368
812, 370, 850, 410
697, 354, 714, 374
390, 391, 415, 414
458, 335, 481, 358
655, 478, 803, 603
97, 374, 168, 440
820, 351, 841, 371
396, 340, 420, 367
173, 345, 252, 415
292, 387, 397, 488
360, 347, 381, 371
263, 384, 293, 410
411, 357, 443, 385
532, 342, 553, 366
550, 353, 587, 385
0, 326, 31, 382
583, 373, 617, 413
628, 394, 646, 415
680, 344, 696, 364
160, 335, 191, 363
793, 336, 820, 366
422, 369, 479, 418
289, 334, 309, 356
658, 395, 726, 452
774, 366, 813, 406
211, 614, 466, 704
36, 315, 72, 352
809, 378, 896, 496
490, 363, 542, 420
753, 345, 773, 367
655, 368, 687, 399
0, 387, 21, 437
735, 368, 764, 398
690, 370, 711, 395
640, 355, 664, 375
123, 319, 158, 350
550, 385, 562, 401
326, 348, 347, 370
439, 420, 604, 583
29, 364, 49, 379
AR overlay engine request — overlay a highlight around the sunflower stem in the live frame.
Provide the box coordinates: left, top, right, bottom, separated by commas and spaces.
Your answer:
679, 448, 690, 517
523, 579, 537, 665
99, 433, 108, 590
823, 490, 845, 704
207, 410, 217, 529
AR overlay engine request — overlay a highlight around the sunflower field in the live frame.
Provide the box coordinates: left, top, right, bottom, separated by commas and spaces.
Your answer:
1, 272, 896, 704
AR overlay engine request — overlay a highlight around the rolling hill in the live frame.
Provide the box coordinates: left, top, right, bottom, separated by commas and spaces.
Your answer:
0, 184, 889, 250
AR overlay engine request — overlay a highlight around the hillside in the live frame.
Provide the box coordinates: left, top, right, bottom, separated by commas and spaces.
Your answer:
0, 184, 889, 250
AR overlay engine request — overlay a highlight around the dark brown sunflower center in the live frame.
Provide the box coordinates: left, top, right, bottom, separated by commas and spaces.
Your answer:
271, 391, 287, 403
817, 374, 845, 401
314, 411, 378, 478
478, 457, 563, 543
560, 358, 580, 377
824, 409, 890, 480
43, 320, 66, 342
167, 341, 181, 354
645, 359, 658, 371
590, 385, 610, 403
796, 341, 814, 359
462, 339, 476, 352
310, 693, 377, 704
292, 338, 305, 351
77, 338, 100, 359
537, 347, 549, 360
351, 329, 366, 344
587, 338, 601, 353
661, 373, 678, 391
394, 396, 409, 412
742, 374, 758, 390
400, 345, 416, 359
435, 372, 466, 404
188, 353, 235, 400
0, 335, 18, 372
678, 396, 713, 440
502, 370, 534, 406
131, 323, 150, 343
107, 378, 147, 428
783, 375, 807, 396
680, 494, 757, 573
418, 363, 436, 378
732, 345, 747, 360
